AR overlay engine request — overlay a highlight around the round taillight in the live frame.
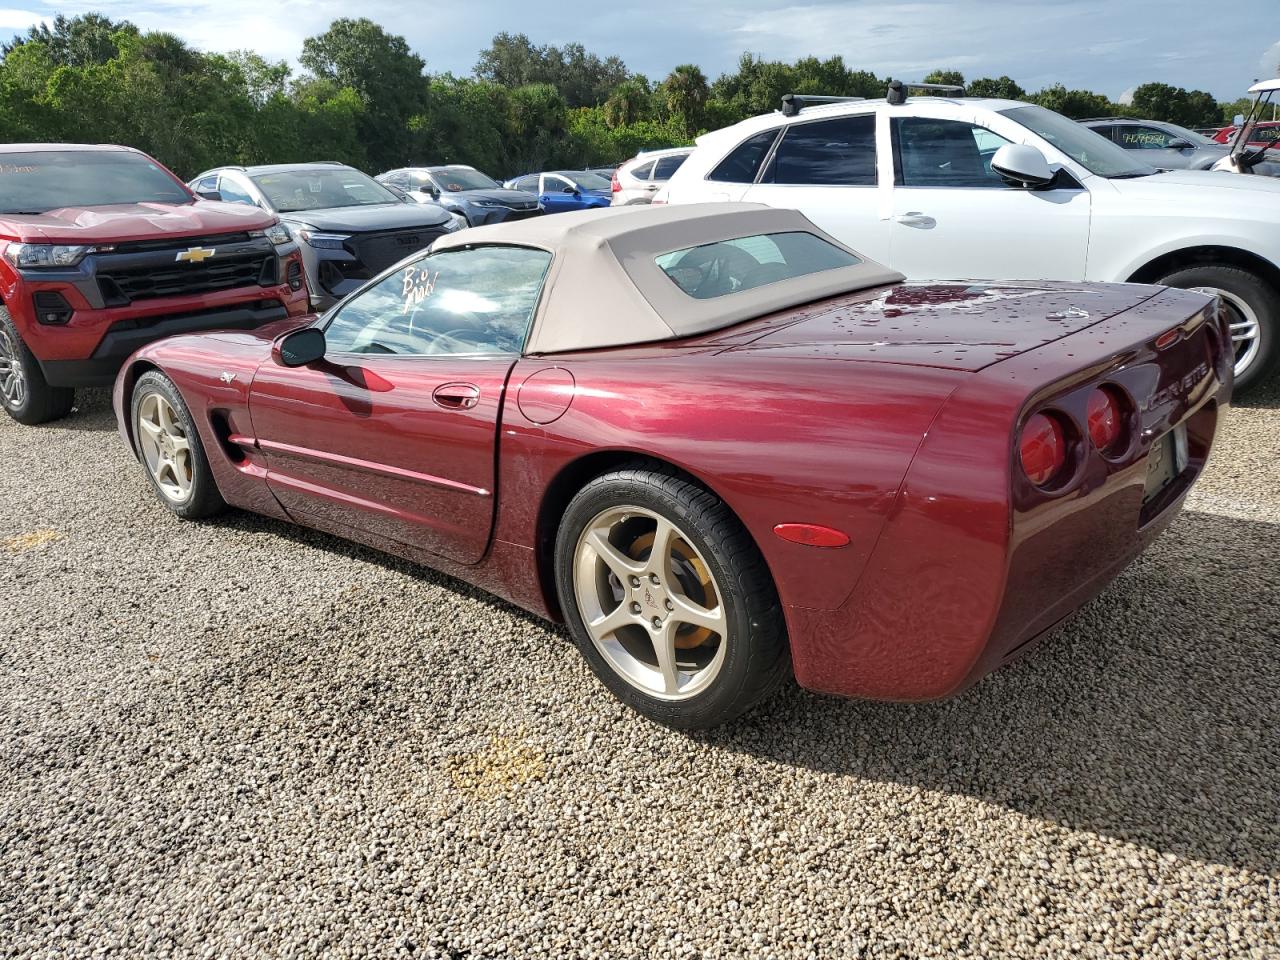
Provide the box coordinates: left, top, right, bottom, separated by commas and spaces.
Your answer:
1087, 386, 1124, 454
1020, 412, 1068, 487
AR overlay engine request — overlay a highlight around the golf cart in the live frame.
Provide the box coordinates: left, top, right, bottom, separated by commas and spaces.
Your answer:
1212, 79, 1280, 174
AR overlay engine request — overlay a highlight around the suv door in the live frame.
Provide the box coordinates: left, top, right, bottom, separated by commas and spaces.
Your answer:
887, 113, 1090, 281
247, 244, 552, 565
743, 113, 891, 264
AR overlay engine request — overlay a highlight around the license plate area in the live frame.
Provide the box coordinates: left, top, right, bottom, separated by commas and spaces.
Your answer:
1143, 423, 1189, 504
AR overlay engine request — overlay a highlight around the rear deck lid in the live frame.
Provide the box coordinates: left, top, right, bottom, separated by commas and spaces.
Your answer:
716, 280, 1164, 371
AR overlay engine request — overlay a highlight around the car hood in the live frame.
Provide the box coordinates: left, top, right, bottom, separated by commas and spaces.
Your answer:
0, 201, 276, 244
281, 202, 451, 233
715, 280, 1163, 372
1108, 168, 1280, 196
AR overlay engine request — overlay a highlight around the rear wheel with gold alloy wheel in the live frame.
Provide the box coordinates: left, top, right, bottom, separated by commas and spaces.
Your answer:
130, 370, 226, 519
555, 465, 789, 728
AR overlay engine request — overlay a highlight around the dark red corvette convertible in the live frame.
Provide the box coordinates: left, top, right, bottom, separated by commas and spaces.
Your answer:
113, 204, 1230, 728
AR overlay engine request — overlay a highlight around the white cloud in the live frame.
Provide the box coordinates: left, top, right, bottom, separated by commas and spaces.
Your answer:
1260, 40, 1280, 79
0, 7, 49, 30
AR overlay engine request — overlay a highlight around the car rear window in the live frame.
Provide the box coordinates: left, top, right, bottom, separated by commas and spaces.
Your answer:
0, 150, 190, 214
654, 231, 860, 300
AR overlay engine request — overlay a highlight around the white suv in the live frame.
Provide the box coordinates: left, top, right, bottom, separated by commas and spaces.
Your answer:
612, 148, 692, 206
658, 89, 1280, 391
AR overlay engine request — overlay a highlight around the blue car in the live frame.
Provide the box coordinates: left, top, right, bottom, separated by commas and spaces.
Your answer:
503, 170, 613, 214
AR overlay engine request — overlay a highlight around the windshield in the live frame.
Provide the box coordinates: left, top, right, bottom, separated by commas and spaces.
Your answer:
251, 168, 402, 213
1000, 105, 1157, 178
559, 172, 611, 191
427, 168, 500, 191
0, 150, 190, 214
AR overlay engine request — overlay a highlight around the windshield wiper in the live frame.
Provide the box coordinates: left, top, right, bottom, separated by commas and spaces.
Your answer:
1109, 172, 1156, 179
1, 210, 46, 215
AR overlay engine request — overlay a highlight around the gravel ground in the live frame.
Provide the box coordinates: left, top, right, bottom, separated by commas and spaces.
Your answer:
1, 380, 1278, 960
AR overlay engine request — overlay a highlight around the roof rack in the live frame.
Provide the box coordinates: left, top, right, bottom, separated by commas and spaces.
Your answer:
780, 94, 865, 117
885, 80, 966, 105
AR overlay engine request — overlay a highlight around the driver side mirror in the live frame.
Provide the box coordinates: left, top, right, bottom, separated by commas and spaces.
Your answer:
273, 327, 327, 367
563, 186, 579, 195
195, 190, 222, 201
421, 185, 440, 198
1167, 138, 1193, 150
991, 144, 1056, 188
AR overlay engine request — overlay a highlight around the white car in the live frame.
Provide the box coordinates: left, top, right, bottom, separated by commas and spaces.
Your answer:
657, 86, 1280, 391
611, 147, 693, 205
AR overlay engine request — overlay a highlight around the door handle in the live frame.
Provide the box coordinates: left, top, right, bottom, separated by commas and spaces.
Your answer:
432, 382, 480, 410
645, 184, 659, 190
893, 212, 936, 228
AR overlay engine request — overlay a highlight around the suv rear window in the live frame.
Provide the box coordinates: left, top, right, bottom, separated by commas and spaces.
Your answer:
0, 150, 190, 214
654, 231, 859, 300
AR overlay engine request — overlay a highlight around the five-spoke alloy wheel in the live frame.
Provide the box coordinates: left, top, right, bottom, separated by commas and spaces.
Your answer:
130, 370, 225, 519
556, 466, 788, 728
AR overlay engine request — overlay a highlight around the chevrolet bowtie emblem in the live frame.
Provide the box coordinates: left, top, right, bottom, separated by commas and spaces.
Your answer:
175, 246, 216, 263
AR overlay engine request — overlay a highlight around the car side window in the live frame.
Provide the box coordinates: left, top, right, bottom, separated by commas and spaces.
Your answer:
543, 175, 572, 194
892, 117, 1013, 188
760, 115, 877, 186
216, 175, 257, 206
1115, 125, 1176, 150
191, 175, 218, 194
323, 246, 552, 357
653, 155, 686, 179
629, 161, 655, 181
513, 175, 540, 192
707, 130, 780, 183
1087, 125, 1119, 143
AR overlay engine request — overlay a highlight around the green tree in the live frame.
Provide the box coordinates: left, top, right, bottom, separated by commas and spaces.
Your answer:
2, 13, 136, 66
300, 18, 427, 170
1029, 84, 1117, 119
967, 76, 1025, 100
662, 64, 709, 136
474, 33, 629, 107
923, 69, 965, 89
604, 78, 652, 128
1129, 82, 1219, 127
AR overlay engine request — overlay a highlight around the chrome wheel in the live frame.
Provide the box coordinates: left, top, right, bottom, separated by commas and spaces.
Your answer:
0, 325, 26, 410
573, 506, 728, 701
1194, 286, 1261, 378
136, 392, 193, 503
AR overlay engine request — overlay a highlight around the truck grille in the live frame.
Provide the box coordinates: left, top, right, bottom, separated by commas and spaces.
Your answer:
99, 254, 276, 306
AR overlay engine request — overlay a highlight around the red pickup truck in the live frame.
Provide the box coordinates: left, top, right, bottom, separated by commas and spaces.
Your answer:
1, 143, 309, 425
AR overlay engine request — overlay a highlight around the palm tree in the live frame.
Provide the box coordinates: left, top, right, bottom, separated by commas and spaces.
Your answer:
663, 64, 709, 136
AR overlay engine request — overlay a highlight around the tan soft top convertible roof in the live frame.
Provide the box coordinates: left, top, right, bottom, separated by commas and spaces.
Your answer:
429, 202, 904, 354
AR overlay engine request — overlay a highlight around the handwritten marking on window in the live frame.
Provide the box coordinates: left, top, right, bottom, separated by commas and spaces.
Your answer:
401, 266, 439, 314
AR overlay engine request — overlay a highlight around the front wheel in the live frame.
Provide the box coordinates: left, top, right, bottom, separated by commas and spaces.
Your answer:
130, 371, 226, 519
0, 308, 75, 425
555, 467, 789, 729
1157, 264, 1277, 394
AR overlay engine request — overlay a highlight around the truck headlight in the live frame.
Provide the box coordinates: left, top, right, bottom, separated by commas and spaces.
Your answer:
2, 242, 97, 268
251, 224, 294, 246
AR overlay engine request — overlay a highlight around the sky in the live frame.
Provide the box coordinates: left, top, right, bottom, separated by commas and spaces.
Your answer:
2, 0, 1277, 102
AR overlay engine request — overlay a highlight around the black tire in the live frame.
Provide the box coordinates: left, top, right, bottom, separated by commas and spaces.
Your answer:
0, 307, 76, 425
130, 370, 226, 519
554, 465, 789, 729
1156, 264, 1277, 395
